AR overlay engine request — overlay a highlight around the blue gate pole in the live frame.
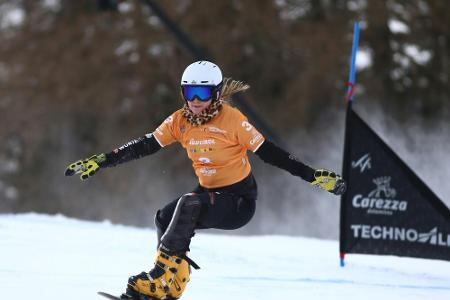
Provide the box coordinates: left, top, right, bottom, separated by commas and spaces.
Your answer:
340, 21, 360, 268
346, 21, 360, 103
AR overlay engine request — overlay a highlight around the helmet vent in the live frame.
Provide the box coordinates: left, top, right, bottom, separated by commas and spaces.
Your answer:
201, 81, 209, 83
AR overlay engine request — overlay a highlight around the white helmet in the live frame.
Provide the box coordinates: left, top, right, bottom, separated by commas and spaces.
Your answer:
181, 61, 223, 86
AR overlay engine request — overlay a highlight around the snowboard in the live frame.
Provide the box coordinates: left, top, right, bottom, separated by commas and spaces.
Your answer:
98, 291, 162, 300
98, 292, 128, 300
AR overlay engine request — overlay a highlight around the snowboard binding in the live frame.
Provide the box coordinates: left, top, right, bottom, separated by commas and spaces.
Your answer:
98, 291, 176, 300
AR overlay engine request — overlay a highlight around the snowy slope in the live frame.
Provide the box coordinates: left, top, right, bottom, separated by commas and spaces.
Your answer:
1, 214, 450, 300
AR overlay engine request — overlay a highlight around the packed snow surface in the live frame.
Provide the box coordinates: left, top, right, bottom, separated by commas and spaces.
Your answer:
1, 213, 450, 300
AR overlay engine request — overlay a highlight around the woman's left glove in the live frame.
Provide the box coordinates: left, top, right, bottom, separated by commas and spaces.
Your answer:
311, 169, 347, 195
65, 153, 106, 181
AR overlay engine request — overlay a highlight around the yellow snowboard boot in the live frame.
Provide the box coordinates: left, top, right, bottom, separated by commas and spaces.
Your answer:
126, 248, 191, 300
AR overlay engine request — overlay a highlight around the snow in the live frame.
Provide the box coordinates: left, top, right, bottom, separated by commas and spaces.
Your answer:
404, 44, 432, 65
347, 0, 368, 12
390, 44, 432, 73
0, 4, 25, 29
42, 0, 62, 12
356, 48, 373, 70
148, 44, 165, 57
118, 2, 134, 14
1, 213, 450, 300
148, 16, 162, 27
275, 0, 310, 20
388, 19, 410, 34
393, 52, 411, 68
115, 40, 138, 56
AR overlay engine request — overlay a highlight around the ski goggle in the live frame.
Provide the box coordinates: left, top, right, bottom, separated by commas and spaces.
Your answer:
182, 85, 216, 102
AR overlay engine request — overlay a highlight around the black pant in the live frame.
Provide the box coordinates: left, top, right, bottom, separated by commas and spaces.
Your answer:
155, 173, 258, 250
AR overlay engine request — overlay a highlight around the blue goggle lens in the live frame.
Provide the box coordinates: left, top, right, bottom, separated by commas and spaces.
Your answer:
182, 85, 215, 102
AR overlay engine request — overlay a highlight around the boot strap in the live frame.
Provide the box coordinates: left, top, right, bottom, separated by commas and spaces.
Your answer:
159, 249, 200, 270
180, 254, 200, 270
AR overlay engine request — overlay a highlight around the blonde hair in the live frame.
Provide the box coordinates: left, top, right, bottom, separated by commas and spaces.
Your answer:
220, 77, 250, 102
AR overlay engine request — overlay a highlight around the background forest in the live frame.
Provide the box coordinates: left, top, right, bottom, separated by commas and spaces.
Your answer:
0, 0, 448, 238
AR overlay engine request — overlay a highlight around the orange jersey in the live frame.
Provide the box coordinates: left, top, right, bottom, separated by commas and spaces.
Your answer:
153, 104, 265, 188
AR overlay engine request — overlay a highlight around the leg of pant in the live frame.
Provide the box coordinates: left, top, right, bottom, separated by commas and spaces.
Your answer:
160, 193, 204, 253
154, 210, 164, 249
154, 184, 206, 247
155, 191, 256, 251
196, 193, 256, 230
154, 198, 179, 249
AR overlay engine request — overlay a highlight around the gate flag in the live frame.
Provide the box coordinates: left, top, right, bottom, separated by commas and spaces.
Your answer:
340, 106, 450, 262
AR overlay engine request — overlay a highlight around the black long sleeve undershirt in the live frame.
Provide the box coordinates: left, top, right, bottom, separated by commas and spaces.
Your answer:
100, 133, 162, 168
254, 140, 315, 183
100, 135, 314, 183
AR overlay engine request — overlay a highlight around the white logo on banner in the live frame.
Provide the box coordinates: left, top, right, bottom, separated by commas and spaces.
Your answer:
368, 176, 397, 198
351, 225, 450, 248
352, 176, 406, 215
352, 153, 372, 173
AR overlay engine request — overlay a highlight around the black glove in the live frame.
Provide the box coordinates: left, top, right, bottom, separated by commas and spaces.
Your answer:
65, 154, 106, 181
311, 169, 346, 195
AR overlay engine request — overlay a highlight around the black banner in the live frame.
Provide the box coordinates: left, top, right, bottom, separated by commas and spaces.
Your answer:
340, 105, 450, 261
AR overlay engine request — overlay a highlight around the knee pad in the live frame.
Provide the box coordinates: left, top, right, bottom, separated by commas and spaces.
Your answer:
161, 193, 202, 252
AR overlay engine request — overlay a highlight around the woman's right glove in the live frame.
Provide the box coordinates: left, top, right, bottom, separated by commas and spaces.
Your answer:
311, 169, 347, 195
64, 154, 106, 181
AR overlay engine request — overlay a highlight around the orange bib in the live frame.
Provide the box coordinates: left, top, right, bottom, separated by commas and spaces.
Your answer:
154, 104, 265, 188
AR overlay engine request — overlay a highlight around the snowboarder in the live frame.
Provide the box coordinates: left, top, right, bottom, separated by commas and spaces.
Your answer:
65, 61, 346, 300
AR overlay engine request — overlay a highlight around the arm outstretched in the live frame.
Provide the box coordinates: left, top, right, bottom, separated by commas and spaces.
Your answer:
255, 140, 346, 195
65, 133, 162, 181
